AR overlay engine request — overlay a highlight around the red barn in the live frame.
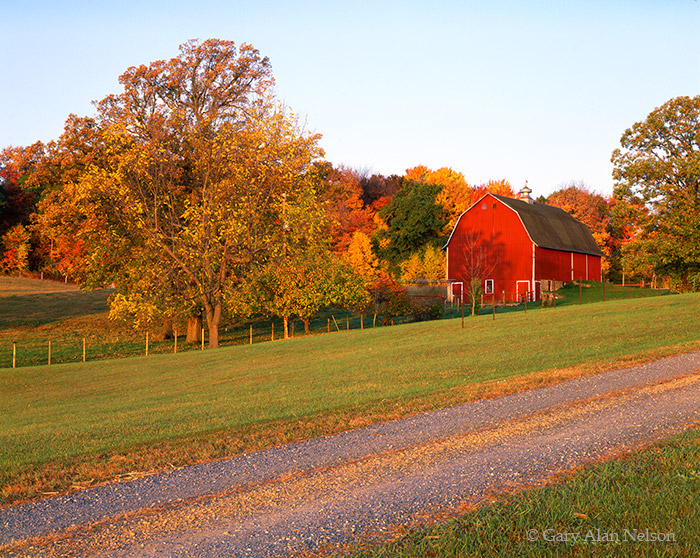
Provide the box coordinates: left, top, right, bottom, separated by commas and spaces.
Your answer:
444, 188, 603, 303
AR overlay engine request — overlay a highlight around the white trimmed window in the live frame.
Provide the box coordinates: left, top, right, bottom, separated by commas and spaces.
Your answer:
484, 279, 494, 294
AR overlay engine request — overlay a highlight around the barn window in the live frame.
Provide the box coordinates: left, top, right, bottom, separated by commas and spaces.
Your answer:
482, 203, 487, 210
484, 279, 494, 294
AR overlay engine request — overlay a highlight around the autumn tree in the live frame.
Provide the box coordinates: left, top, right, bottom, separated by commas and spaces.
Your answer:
400, 244, 445, 284
1, 225, 31, 273
32, 40, 322, 348
312, 163, 376, 253
405, 166, 473, 228
344, 231, 380, 279
359, 173, 404, 210
612, 95, 700, 289
30, 116, 113, 281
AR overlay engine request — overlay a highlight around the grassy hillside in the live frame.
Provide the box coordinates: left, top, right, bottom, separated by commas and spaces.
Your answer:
2, 283, 700, 505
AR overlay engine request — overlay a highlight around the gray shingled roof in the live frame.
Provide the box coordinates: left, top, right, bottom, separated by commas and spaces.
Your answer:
491, 194, 603, 256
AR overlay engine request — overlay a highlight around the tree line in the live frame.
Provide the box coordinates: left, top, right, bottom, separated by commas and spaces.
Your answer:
1, 40, 698, 346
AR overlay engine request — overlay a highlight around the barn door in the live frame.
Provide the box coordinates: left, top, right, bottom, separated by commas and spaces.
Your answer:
516, 281, 530, 303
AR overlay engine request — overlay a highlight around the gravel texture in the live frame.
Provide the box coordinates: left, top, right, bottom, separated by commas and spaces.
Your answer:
2, 351, 700, 556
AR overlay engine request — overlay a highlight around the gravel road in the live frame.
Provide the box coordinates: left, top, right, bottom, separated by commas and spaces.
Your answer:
2, 351, 700, 557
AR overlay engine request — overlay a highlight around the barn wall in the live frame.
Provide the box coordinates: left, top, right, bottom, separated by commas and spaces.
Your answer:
536, 247, 602, 283
446, 195, 534, 302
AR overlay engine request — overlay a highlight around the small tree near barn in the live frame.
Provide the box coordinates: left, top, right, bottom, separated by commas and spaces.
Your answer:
460, 231, 499, 316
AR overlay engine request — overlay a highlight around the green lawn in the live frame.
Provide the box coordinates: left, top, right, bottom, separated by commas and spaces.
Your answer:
0, 276, 365, 368
2, 285, 700, 504
341, 428, 700, 557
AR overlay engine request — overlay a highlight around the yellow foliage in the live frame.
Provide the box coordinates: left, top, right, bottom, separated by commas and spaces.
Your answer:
400, 245, 446, 284
344, 231, 379, 279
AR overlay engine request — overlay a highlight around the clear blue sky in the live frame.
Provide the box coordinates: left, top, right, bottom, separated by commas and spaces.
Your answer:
2, 0, 699, 197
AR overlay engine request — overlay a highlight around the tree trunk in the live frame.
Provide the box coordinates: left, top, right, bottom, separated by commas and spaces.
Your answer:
203, 299, 222, 349
187, 315, 202, 344
302, 317, 310, 334
283, 315, 289, 339
158, 316, 174, 341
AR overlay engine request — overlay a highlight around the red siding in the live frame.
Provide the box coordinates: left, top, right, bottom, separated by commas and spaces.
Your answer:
535, 247, 602, 283
447, 194, 603, 302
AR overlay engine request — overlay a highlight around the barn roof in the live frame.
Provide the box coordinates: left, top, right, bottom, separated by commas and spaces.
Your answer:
444, 193, 603, 257
491, 194, 603, 256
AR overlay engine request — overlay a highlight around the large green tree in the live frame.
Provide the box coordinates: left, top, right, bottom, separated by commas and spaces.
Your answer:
612, 95, 700, 289
374, 180, 447, 268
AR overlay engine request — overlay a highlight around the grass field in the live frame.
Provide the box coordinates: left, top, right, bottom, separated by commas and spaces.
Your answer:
338, 428, 700, 557
0, 276, 365, 368
1, 277, 698, 506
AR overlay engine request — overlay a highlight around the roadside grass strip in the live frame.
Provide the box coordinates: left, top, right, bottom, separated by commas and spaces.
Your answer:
2, 290, 700, 505
339, 428, 700, 557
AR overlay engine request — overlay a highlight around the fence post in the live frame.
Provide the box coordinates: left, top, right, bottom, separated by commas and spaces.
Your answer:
271, 322, 274, 341
461, 297, 464, 328
202, 328, 205, 349
146, 332, 149, 356
174, 330, 178, 353
346, 316, 349, 331
48, 340, 51, 365
492, 293, 496, 320
360, 314, 364, 330
12, 342, 16, 368
83, 337, 86, 362
579, 281, 582, 305
327, 318, 330, 333
603, 277, 606, 302
250, 324, 253, 345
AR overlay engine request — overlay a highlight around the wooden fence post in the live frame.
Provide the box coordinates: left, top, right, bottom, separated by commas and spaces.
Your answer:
83, 337, 86, 362
48, 340, 51, 365
346, 316, 349, 331
12, 342, 16, 368
271, 322, 274, 341
579, 281, 582, 305
174, 330, 178, 353
202, 328, 205, 350
146, 332, 149, 356
250, 324, 253, 345
603, 277, 606, 302
327, 318, 330, 333
360, 314, 364, 330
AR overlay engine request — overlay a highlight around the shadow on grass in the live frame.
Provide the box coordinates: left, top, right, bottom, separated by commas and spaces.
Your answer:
0, 290, 113, 328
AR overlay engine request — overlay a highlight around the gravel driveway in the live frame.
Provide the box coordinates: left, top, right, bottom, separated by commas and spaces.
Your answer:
2, 351, 700, 557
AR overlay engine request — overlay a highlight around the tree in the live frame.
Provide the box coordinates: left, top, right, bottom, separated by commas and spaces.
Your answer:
232, 251, 368, 336
344, 231, 380, 279
374, 180, 447, 268
400, 244, 446, 284
1, 225, 31, 273
459, 231, 499, 316
310, 163, 377, 254
612, 95, 700, 289
405, 166, 473, 228
36, 39, 322, 348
